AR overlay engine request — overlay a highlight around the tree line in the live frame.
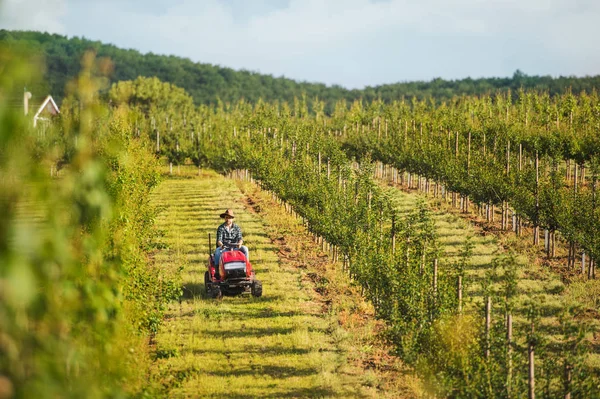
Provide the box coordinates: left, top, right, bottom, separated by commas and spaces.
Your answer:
2, 29, 600, 113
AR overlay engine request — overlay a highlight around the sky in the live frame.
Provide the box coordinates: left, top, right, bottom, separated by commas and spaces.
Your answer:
1, 0, 599, 89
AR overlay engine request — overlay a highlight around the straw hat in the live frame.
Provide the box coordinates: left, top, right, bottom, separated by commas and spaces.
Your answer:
220, 209, 235, 219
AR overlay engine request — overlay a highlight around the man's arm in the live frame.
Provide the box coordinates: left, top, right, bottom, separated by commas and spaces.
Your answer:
216, 225, 224, 247
235, 225, 243, 247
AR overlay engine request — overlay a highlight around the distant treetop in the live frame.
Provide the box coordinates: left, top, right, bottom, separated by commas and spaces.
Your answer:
1, 29, 599, 113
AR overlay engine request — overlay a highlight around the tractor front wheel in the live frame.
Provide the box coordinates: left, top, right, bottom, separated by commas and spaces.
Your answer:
205, 271, 222, 299
251, 280, 263, 297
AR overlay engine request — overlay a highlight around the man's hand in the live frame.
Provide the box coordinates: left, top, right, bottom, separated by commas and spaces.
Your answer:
217, 241, 224, 248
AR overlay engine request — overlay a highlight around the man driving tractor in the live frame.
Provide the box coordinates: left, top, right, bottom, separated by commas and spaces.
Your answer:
205, 208, 261, 299
214, 209, 249, 265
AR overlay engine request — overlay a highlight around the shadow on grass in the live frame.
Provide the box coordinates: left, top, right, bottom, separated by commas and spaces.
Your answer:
208, 308, 302, 319
190, 345, 320, 356
202, 326, 294, 339
218, 294, 286, 304
207, 364, 318, 378
440, 238, 477, 248
466, 287, 560, 302
180, 280, 285, 301
181, 282, 206, 299
203, 387, 342, 399
186, 258, 206, 266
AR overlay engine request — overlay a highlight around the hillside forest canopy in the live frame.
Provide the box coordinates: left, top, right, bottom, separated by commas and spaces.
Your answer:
2, 29, 600, 113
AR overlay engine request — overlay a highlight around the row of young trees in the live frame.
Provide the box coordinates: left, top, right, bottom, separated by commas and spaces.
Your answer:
116, 79, 600, 276
337, 90, 600, 277
1, 54, 180, 397
114, 77, 599, 397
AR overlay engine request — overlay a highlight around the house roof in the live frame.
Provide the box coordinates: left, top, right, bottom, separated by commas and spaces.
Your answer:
33, 95, 60, 120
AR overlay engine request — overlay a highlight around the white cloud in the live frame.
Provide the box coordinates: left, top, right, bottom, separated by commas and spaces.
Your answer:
0, 0, 67, 33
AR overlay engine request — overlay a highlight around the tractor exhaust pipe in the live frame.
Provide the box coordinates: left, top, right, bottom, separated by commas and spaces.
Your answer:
208, 233, 212, 255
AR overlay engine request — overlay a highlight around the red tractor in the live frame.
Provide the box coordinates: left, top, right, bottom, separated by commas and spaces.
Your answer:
204, 238, 262, 299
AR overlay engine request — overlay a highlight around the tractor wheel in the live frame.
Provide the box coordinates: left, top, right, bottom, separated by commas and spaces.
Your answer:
204, 271, 211, 295
251, 280, 263, 297
211, 286, 222, 300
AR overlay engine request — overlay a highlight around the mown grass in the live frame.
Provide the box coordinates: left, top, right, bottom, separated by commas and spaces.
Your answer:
148, 169, 414, 398
385, 184, 600, 367
234, 178, 422, 398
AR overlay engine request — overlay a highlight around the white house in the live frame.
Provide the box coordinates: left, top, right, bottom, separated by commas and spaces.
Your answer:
24, 92, 60, 127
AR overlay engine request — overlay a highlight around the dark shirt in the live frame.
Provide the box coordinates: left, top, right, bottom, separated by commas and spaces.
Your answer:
217, 222, 242, 247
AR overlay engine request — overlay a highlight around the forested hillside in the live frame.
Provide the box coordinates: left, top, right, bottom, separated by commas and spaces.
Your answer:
2, 29, 600, 111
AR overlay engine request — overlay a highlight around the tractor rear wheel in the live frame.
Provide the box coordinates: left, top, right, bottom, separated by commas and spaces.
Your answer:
251, 280, 263, 297
204, 271, 211, 294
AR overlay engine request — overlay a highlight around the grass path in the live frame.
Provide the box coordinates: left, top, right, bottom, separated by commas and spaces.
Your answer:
384, 183, 599, 366
148, 170, 408, 398
388, 186, 564, 307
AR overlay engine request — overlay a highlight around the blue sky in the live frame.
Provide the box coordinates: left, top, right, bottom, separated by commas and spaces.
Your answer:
1, 0, 599, 88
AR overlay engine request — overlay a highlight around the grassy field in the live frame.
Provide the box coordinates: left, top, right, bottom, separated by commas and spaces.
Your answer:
384, 182, 600, 368
147, 169, 418, 398
146, 166, 598, 397
388, 186, 562, 305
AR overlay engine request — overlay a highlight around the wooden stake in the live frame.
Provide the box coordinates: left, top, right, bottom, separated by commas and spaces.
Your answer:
507, 312, 513, 396
519, 143, 523, 171
433, 259, 438, 304
485, 296, 491, 359
564, 361, 572, 399
391, 214, 396, 254
529, 321, 535, 399
507, 139, 511, 174
534, 151, 540, 246
512, 210, 517, 232
467, 131, 471, 173
457, 275, 463, 313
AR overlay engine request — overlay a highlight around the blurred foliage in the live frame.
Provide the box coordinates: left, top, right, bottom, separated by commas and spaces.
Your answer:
0, 49, 179, 397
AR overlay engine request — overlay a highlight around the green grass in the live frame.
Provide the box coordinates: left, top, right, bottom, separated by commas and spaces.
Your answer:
148, 170, 382, 398
148, 166, 598, 395
388, 189, 560, 297
385, 184, 600, 366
